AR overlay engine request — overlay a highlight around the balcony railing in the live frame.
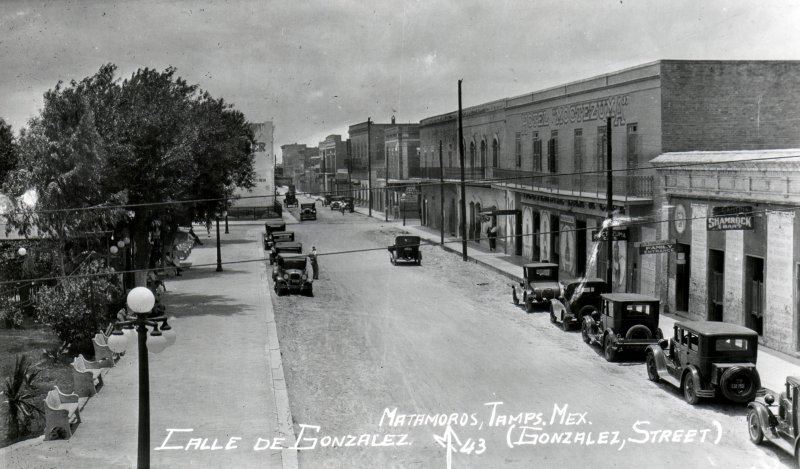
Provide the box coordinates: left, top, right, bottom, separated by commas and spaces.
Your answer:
486, 168, 654, 199
418, 167, 488, 181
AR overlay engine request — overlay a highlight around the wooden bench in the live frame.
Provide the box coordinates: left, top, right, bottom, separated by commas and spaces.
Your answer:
92, 333, 116, 367
71, 354, 107, 397
44, 386, 81, 440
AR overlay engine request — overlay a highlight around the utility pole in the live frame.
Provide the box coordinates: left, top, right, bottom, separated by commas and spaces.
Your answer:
439, 140, 444, 246
347, 139, 352, 198
606, 117, 613, 287
367, 118, 372, 218
458, 79, 468, 261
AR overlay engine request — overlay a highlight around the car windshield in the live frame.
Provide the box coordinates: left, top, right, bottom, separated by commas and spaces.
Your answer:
530, 268, 556, 280
282, 259, 306, 270
712, 337, 754, 355
623, 303, 652, 317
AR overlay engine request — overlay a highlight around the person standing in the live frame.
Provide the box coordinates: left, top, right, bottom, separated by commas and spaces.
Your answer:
488, 225, 498, 251
309, 246, 319, 279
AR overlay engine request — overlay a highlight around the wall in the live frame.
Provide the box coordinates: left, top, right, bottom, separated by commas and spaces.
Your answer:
234, 121, 274, 207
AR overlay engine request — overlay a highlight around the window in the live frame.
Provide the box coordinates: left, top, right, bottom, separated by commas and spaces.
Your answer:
573, 129, 583, 174
492, 139, 499, 167
480, 140, 487, 168
470, 141, 476, 168
532, 132, 542, 172
596, 126, 607, 171
547, 130, 558, 173
624, 303, 652, 317
515, 132, 522, 167
448, 144, 453, 167
626, 123, 639, 170
714, 337, 751, 353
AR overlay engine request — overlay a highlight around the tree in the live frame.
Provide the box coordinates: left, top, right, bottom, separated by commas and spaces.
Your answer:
3, 64, 255, 287
1, 354, 43, 440
0, 118, 18, 185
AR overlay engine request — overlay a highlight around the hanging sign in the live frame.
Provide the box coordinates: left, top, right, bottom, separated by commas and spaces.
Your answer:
707, 206, 754, 231
592, 228, 628, 242
637, 239, 677, 255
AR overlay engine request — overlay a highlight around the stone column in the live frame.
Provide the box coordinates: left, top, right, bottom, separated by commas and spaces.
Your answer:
723, 230, 744, 325
688, 203, 708, 320
765, 210, 795, 352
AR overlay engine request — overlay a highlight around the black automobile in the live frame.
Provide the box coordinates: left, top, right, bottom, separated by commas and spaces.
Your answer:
329, 196, 344, 210
269, 241, 302, 265
513, 263, 562, 313
549, 278, 610, 331
747, 376, 800, 465
582, 293, 663, 361
646, 321, 763, 404
272, 254, 313, 296
388, 235, 422, 265
299, 203, 317, 221
265, 220, 286, 235
264, 231, 295, 250
341, 197, 354, 213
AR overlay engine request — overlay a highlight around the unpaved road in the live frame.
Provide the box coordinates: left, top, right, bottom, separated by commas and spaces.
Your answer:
270, 196, 791, 469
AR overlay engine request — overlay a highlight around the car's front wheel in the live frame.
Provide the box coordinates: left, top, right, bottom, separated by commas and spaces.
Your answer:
525, 298, 534, 313
683, 373, 700, 405
561, 314, 570, 332
604, 335, 618, 362
581, 320, 591, 344
746, 409, 764, 445
646, 351, 660, 382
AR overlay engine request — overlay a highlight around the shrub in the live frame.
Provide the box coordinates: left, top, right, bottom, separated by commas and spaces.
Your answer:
2, 354, 43, 440
35, 259, 122, 352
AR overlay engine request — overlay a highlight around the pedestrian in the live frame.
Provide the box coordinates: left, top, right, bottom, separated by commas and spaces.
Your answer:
309, 246, 319, 279
488, 225, 498, 251
340, 204, 345, 215
188, 227, 203, 245
206, 217, 212, 237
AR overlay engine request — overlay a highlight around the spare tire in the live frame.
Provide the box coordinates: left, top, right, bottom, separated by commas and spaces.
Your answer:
625, 324, 653, 340
720, 367, 760, 403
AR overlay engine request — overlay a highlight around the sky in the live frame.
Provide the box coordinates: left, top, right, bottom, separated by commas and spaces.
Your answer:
0, 0, 799, 163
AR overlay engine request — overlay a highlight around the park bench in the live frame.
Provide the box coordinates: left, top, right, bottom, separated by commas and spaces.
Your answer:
92, 333, 116, 366
44, 386, 81, 440
71, 354, 107, 397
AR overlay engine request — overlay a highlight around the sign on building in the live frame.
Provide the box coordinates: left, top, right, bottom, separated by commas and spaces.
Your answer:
591, 228, 628, 242
707, 206, 754, 231
637, 239, 676, 255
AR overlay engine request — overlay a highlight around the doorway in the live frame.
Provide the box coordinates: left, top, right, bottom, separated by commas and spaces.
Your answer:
576, 219, 587, 277
551, 214, 560, 267
708, 249, 724, 321
745, 256, 764, 335
675, 243, 691, 312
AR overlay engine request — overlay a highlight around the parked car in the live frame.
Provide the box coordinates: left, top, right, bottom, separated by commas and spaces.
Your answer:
387, 235, 422, 265
300, 203, 317, 221
341, 197, 354, 213
265, 220, 286, 235
329, 197, 343, 210
269, 241, 302, 265
284, 192, 298, 208
582, 293, 662, 361
272, 254, 313, 296
747, 376, 800, 465
549, 278, 610, 331
645, 321, 763, 404
264, 231, 295, 250
513, 263, 562, 313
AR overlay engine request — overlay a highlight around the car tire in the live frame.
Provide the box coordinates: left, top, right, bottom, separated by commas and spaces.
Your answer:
683, 373, 700, 405
604, 335, 618, 362
525, 299, 534, 313
625, 324, 653, 340
561, 314, 570, 332
646, 351, 660, 382
720, 367, 758, 403
581, 320, 591, 344
577, 305, 597, 321
746, 409, 764, 445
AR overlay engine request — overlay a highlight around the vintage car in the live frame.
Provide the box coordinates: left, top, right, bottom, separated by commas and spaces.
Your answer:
549, 278, 610, 331
341, 197, 354, 213
646, 321, 763, 404
264, 231, 295, 250
299, 203, 317, 221
582, 293, 663, 361
512, 263, 562, 313
272, 254, 313, 296
265, 220, 286, 235
284, 191, 298, 208
329, 197, 344, 210
388, 235, 422, 265
747, 376, 800, 465
269, 241, 302, 265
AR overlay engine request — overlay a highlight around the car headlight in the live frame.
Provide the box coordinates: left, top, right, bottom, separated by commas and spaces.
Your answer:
283, 274, 289, 280
302, 274, 308, 280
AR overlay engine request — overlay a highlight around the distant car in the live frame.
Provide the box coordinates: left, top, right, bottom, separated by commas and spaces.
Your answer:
513, 263, 562, 313
272, 254, 313, 296
330, 200, 342, 210
646, 321, 763, 405
264, 231, 295, 250
265, 220, 286, 235
341, 197, 354, 213
387, 235, 422, 265
284, 192, 298, 208
549, 278, 610, 331
582, 293, 663, 361
300, 203, 317, 221
269, 241, 302, 265
747, 376, 800, 464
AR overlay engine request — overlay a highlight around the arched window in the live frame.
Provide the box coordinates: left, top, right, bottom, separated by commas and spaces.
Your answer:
470, 141, 476, 169
480, 140, 487, 169
492, 138, 499, 167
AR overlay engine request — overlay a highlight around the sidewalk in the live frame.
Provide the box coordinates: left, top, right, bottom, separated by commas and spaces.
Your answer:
353, 205, 800, 392
1, 223, 296, 469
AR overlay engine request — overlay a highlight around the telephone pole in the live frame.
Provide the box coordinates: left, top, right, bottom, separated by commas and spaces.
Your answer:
606, 117, 613, 287
458, 79, 468, 261
439, 140, 445, 246
367, 117, 372, 218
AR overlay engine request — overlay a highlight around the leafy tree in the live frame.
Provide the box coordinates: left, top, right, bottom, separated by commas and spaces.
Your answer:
1, 354, 43, 440
0, 118, 18, 185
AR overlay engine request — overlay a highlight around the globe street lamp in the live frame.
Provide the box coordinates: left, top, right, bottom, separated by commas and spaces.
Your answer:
107, 287, 176, 469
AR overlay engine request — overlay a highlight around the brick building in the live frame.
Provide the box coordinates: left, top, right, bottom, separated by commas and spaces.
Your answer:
348, 119, 393, 210
234, 121, 274, 207
318, 135, 347, 196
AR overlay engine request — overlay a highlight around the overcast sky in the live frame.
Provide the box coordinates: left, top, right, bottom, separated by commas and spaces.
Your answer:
1, 0, 799, 162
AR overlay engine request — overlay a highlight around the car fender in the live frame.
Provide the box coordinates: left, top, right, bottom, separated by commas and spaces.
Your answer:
746, 401, 778, 441
550, 299, 566, 319
681, 365, 703, 390
647, 345, 669, 370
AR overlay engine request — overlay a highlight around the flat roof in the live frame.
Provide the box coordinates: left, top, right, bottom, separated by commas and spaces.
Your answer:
675, 321, 758, 336
601, 293, 659, 302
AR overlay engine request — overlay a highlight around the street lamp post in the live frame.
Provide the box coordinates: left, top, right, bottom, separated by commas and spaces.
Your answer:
107, 287, 176, 469
224, 211, 229, 234
215, 213, 223, 272
401, 193, 407, 226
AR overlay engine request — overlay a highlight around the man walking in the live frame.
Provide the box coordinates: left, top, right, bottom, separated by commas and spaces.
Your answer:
488, 225, 498, 251
309, 246, 319, 279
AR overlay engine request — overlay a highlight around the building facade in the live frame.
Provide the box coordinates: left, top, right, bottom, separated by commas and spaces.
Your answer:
348, 119, 393, 210
318, 135, 347, 195
234, 121, 275, 207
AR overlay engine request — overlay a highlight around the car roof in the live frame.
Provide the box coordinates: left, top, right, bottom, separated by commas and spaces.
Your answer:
301, 203, 315, 207
272, 231, 294, 236
675, 321, 758, 337
275, 241, 302, 248
278, 254, 307, 261
564, 277, 606, 286
601, 293, 659, 302
523, 263, 559, 268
